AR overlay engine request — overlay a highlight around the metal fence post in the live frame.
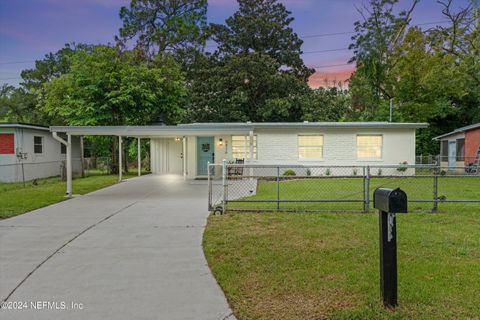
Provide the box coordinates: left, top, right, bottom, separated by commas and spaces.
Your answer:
277, 166, 280, 211
364, 165, 370, 213
433, 165, 439, 212
222, 159, 227, 214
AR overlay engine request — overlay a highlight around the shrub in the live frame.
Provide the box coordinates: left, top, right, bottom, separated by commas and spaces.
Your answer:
352, 168, 358, 176
283, 169, 296, 176
377, 168, 383, 176
325, 168, 331, 176
397, 161, 408, 173
306, 168, 312, 176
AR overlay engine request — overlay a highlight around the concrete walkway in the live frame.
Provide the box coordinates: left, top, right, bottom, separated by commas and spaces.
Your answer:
0, 175, 235, 320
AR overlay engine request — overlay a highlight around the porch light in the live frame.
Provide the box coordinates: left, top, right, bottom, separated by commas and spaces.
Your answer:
175, 137, 181, 142
218, 138, 224, 146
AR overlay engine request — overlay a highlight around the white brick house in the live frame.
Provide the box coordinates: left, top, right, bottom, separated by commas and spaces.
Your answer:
51, 122, 427, 184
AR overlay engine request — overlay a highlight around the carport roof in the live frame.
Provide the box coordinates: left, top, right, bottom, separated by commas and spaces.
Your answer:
50, 122, 428, 136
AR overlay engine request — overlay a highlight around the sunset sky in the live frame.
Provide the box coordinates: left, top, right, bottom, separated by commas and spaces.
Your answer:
0, 0, 471, 88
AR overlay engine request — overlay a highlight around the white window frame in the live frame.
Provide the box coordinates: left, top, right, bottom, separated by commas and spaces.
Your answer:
231, 135, 257, 159
356, 134, 383, 161
298, 134, 324, 161
33, 136, 44, 155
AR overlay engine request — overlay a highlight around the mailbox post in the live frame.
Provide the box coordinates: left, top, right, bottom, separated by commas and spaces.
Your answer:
373, 187, 408, 308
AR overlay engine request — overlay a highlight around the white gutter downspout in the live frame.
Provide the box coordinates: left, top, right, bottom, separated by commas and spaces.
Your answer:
52, 132, 72, 197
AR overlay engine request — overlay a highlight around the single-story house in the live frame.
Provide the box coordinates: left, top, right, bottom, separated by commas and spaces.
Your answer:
0, 123, 82, 182
434, 123, 480, 170
50, 122, 427, 196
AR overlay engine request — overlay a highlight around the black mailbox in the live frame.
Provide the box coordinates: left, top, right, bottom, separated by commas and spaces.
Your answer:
374, 188, 408, 213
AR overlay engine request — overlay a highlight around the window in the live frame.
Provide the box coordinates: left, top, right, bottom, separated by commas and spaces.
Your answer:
298, 135, 323, 159
441, 140, 448, 158
0, 134, 14, 154
456, 138, 465, 161
34, 136, 43, 154
357, 135, 382, 159
61, 143, 66, 154
232, 135, 257, 159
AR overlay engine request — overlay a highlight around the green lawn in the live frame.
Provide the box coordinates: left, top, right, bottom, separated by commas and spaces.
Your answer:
227, 176, 479, 212
204, 176, 480, 319
204, 210, 480, 319
0, 172, 146, 219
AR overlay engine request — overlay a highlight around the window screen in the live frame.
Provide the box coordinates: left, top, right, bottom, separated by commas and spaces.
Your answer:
34, 136, 43, 154
357, 135, 382, 159
456, 139, 465, 161
232, 135, 257, 159
298, 135, 323, 159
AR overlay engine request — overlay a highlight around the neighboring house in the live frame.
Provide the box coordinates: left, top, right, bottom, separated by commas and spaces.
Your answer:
434, 123, 480, 171
51, 122, 427, 183
0, 123, 82, 182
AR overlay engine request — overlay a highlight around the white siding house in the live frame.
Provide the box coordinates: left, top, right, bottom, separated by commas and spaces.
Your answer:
0, 123, 82, 182
50, 122, 426, 184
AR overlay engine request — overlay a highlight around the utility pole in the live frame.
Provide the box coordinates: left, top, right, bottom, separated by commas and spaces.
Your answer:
389, 98, 393, 122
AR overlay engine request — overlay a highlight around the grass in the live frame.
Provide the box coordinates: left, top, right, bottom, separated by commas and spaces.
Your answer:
228, 176, 479, 212
204, 176, 480, 319
0, 171, 146, 219
204, 210, 480, 319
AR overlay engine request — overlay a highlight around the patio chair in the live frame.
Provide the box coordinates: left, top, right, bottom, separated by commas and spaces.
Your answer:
227, 159, 245, 177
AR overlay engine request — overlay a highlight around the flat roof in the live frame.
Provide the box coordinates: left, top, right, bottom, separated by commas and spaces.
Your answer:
0, 123, 50, 132
434, 123, 480, 140
50, 122, 428, 137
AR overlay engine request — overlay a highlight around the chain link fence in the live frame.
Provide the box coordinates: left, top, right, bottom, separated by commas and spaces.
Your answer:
208, 163, 479, 213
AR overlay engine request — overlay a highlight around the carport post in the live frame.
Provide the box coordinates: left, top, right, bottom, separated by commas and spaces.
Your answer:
137, 138, 141, 177
118, 136, 122, 182
66, 134, 72, 197
182, 137, 187, 179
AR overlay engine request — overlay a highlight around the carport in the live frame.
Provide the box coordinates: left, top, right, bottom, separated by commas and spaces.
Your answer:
50, 125, 252, 197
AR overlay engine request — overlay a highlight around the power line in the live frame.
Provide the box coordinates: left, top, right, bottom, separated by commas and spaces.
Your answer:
311, 63, 352, 69
0, 20, 451, 65
0, 77, 22, 81
0, 60, 36, 65
303, 48, 349, 54
300, 20, 449, 39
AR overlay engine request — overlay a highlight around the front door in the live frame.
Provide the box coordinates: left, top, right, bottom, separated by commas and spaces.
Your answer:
197, 137, 214, 176
448, 140, 456, 170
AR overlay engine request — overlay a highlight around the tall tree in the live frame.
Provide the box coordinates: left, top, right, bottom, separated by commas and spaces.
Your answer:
348, 0, 419, 118
188, 52, 310, 122
210, 0, 312, 80
189, 0, 313, 122
118, 0, 207, 58
0, 84, 38, 123
43, 45, 186, 126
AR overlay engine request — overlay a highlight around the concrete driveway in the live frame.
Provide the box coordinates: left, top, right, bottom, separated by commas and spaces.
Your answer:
0, 175, 235, 320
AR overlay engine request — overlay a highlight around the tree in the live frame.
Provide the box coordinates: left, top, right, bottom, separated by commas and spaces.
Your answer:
300, 88, 351, 122
0, 84, 39, 123
188, 52, 310, 122
348, 0, 419, 117
118, 0, 207, 58
43, 45, 186, 126
43, 45, 186, 172
210, 0, 313, 80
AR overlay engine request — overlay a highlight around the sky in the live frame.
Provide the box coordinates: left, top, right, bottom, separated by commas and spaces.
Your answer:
0, 0, 472, 88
